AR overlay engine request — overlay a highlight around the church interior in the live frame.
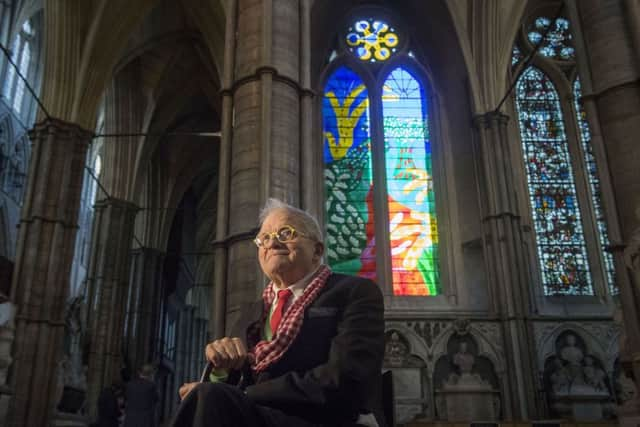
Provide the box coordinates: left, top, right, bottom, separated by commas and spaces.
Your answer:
0, 0, 640, 426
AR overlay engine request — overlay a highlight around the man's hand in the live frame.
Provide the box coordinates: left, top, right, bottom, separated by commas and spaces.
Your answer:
205, 337, 252, 370
179, 382, 198, 401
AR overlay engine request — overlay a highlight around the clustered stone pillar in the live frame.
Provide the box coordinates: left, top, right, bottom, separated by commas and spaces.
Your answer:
214, 0, 303, 332
472, 112, 539, 419
125, 247, 164, 376
576, 1, 640, 424
7, 118, 92, 426
85, 198, 138, 418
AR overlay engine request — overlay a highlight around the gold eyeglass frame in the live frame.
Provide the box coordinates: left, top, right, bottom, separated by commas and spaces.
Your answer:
254, 225, 308, 248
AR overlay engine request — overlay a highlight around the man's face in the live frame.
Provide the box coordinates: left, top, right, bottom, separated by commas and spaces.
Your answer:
257, 209, 323, 287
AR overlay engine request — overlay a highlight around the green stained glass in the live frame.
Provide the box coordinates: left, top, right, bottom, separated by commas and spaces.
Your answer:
322, 66, 376, 280
382, 67, 440, 296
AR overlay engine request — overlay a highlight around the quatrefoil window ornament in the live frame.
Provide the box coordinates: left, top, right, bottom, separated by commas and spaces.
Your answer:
346, 19, 399, 62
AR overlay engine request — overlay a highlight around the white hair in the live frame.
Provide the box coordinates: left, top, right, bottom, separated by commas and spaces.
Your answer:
259, 198, 323, 242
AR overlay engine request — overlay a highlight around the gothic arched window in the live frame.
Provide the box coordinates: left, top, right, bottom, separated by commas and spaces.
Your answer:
2, 17, 40, 122
322, 14, 440, 296
512, 13, 616, 296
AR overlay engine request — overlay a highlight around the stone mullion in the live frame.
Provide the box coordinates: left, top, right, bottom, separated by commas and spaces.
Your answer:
85, 198, 137, 419
473, 112, 539, 420
7, 118, 91, 427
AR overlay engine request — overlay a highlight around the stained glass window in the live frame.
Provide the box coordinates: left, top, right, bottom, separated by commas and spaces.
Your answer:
515, 66, 593, 295
323, 66, 376, 280
573, 78, 617, 294
382, 67, 439, 296
527, 17, 575, 61
346, 18, 399, 62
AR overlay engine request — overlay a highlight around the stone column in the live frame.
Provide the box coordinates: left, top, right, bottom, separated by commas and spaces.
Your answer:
472, 112, 539, 419
85, 198, 138, 418
576, 2, 640, 424
7, 118, 92, 427
125, 247, 164, 375
217, 0, 303, 329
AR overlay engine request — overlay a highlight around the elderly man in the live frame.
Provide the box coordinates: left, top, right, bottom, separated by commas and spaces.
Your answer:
172, 199, 385, 427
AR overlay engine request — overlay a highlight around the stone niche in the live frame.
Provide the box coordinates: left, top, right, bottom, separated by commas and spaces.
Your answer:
383, 329, 428, 424
542, 331, 616, 421
433, 334, 500, 421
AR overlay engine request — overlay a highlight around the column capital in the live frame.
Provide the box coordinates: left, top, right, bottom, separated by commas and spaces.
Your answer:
28, 117, 94, 143
472, 110, 510, 129
93, 197, 139, 212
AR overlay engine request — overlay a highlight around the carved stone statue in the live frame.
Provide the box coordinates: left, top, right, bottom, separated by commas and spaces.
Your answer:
453, 342, 474, 375
384, 331, 408, 367
560, 334, 584, 383
550, 358, 570, 394
437, 339, 499, 421
0, 299, 15, 386
583, 356, 607, 392
545, 333, 613, 421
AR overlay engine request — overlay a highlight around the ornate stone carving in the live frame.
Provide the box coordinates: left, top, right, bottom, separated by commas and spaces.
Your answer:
406, 320, 449, 348
434, 335, 501, 421
55, 297, 87, 415
385, 331, 410, 367
0, 298, 15, 386
543, 331, 614, 420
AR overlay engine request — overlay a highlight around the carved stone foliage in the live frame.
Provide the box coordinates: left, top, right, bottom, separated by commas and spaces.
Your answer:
406, 320, 449, 349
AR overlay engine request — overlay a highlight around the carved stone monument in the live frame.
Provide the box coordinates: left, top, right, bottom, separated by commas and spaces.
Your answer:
435, 340, 500, 421
0, 294, 15, 423
51, 297, 88, 426
545, 333, 614, 421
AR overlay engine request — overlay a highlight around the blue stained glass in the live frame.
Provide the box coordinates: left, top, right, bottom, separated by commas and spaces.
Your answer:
528, 16, 575, 61
516, 66, 593, 295
573, 78, 617, 295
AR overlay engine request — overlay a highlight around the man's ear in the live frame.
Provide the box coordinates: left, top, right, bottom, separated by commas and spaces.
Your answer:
313, 241, 325, 262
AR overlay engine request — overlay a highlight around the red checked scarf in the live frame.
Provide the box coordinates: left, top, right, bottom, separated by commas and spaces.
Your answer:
251, 264, 332, 373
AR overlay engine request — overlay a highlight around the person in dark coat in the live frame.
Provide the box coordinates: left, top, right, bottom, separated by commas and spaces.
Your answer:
96, 382, 123, 427
123, 364, 159, 427
172, 199, 385, 427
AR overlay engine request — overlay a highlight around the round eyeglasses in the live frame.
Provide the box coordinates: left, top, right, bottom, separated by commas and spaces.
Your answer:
254, 225, 308, 248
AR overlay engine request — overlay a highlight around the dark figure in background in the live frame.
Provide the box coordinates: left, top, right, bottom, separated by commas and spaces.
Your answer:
172, 199, 385, 427
123, 364, 159, 427
96, 382, 124, 427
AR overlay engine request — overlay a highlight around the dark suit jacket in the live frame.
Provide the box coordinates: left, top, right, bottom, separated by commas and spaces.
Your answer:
123, 378, 159, 427
229, 273, 386, 426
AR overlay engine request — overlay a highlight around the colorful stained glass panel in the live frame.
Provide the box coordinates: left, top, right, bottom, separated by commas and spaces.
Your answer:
323, 66, 376, 280
346, 18, 399, 62
515, 66, 593, 295
574, 78, 617, 294
527, 17, 575, 61
382, 67, 440, 296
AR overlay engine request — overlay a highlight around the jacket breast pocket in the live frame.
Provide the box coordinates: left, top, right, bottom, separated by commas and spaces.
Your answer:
306, 306, 339, 318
